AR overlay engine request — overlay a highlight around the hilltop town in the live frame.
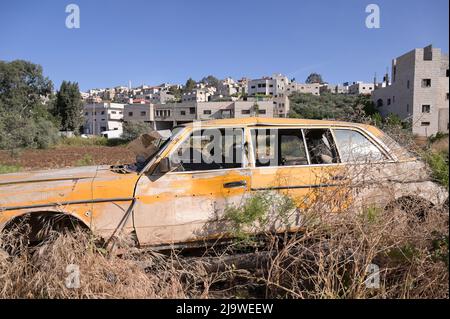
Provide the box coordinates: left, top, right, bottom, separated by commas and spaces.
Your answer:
81, 45, 449, 139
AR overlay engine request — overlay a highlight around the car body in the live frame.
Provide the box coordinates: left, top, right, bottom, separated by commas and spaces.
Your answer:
0, 118, 447, 249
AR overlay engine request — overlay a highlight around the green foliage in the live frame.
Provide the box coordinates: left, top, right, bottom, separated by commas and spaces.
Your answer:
431, 232, 449, 266
224, 192, 296, 241
200, 75, 219, 88
167, 85, 182, 101
0, 60, 60, 151
75, 154, 94, 167
305, 73, 324, 84
58, 136, 108, 147
289, 92, 370, 121
423, 151, 449, 189
183, 78, 197, 93
122, 122, 152, 141
54, 81, 83, 133
428, 132, 449, 144
0, 164, 21, 174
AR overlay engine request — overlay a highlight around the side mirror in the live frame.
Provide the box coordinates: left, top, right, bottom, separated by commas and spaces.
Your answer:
158, 157, 171, 173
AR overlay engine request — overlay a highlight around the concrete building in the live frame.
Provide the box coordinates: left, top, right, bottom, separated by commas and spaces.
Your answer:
248, 74, 289, 96
348, 81, 375, 95
83, 102, 125, 135
372, 45, 449, 137
319, 83, 349, 95
182, 87, 216, 102
123, 101, 274, 130
286, 82, 321, 96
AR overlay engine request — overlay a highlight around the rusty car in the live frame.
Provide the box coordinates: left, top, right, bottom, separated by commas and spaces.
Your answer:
0, 118, 447, 250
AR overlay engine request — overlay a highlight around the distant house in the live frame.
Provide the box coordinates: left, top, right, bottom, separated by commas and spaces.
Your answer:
83, 102, 125, 135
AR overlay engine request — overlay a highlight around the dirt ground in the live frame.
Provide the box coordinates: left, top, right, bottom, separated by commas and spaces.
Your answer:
0, 146, 136, 170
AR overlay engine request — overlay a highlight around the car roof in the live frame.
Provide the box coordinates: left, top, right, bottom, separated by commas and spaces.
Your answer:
181, 117, 370, 129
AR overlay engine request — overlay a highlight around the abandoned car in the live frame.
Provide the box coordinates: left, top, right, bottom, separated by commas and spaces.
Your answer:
0, 118, 447, 249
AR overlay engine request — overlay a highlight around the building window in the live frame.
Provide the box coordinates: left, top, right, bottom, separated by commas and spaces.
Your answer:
189, 107, 195, 114
180, 110, 186, 115
241, 110, 250, 115
421, 79, 431, 88
85, 112, 88, 116
203, 110, 211, 115
387, 98, 391, 105
407, 80, 410, 89
101, 111, 105, 115
128, 112, 133, 116
447, 69, 449, 77
446, 93, 449, 100
422, 105, 431, 113
376, 99, 383, 107
421, 122, 430, 126
258, 109, 266, 114
407, 104, 410, 113
140, 111, 146, 116
111, 111, 116, 114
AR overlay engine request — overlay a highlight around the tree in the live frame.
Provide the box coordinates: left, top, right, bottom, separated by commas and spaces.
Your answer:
122, 121, 153, 141
183, 78, 197, 93
200, 75, 219, 88
55, 81, 83, 133
0, 60, 59, 152
305, 73, 324, 84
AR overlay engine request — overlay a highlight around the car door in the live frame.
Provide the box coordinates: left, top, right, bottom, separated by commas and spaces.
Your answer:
248, 126, 344, 231
133, 126, 251, 247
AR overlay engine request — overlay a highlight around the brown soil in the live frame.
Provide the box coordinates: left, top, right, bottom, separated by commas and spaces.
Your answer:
0, 146, 135, 170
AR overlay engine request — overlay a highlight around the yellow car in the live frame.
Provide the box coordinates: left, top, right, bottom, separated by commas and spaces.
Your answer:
0, 118, 447, 249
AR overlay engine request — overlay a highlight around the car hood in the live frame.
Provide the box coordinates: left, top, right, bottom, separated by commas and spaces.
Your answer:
0, 165, 139, 212
0, 165, 110, 186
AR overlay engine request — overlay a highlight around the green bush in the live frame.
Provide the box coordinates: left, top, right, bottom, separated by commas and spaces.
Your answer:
75, 154, 94, 166
122, 122, 153, 141
423, 151, 449, 189
58, 136, 109, 147
0, 164, 21, 174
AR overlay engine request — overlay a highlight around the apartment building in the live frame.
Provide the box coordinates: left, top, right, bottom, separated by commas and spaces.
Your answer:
319, 83, 349, 94
372, 45, 449, 137
247, 74, 289, 96
123, 101, 274, 130
286, 82, 321, 96
83, 102, 125, 135
182, 87, 216, 102
348, 81, 375, 95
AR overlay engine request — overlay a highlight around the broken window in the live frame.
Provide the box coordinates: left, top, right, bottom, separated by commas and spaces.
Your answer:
304, 129, 339, 164
333, 129, 386, 163
172, 128, 244, 171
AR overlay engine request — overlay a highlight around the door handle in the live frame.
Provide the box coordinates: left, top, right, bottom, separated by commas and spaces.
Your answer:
223, 180, 247, 188
331, 174, 346, 181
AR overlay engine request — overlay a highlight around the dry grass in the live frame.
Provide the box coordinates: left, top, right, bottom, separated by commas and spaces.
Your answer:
0, 191, 447, 299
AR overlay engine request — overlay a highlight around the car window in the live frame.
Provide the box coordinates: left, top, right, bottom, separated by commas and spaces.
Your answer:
171, 128, 243, 171
304, 129, 339, 164
251, 128, 309, 167
333, 129, 387, 163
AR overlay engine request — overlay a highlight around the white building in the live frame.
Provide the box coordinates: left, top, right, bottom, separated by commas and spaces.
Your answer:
348, 81, 375, 95
248, 74, 289, 97
83, 102, 125, 135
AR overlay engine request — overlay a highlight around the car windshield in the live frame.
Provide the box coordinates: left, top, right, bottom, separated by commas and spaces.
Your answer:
127, 126, 185, 171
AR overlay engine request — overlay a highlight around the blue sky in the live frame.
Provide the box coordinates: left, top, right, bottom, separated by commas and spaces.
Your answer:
0, 0, 448, 91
